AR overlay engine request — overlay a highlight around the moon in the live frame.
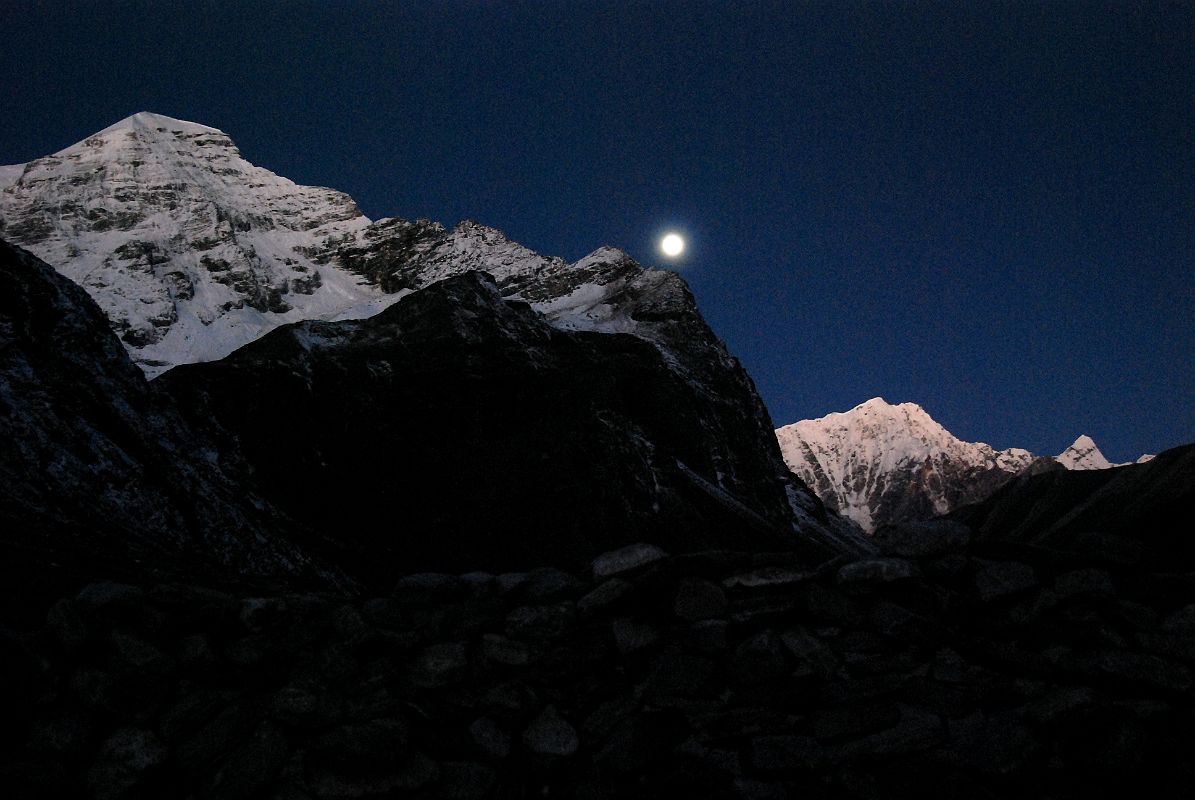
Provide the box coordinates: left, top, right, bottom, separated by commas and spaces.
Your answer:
660, 233, 685, 257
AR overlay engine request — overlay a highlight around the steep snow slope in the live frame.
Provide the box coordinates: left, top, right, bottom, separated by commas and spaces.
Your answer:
0, 163, 22, 191
776, 398, 1037, 532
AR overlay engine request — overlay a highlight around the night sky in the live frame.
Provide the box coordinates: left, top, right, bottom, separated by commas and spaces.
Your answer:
2, 2, 1191, 462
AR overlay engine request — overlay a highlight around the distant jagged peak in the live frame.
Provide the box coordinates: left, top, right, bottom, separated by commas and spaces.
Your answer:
451, 218, 507, 239
811, 397, 936, 427
779, 397, 1032, 472
854, 396, 924, 414
445, 224, 634, 275
574, 245, 633, 269
443, 219, 563, 269
1055, 434, 1116, 470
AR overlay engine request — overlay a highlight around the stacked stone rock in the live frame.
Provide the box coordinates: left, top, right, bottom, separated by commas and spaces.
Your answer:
4, 529, 1195, 799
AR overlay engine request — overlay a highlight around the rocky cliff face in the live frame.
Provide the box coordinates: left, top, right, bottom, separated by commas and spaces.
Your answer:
776, 398, 1042, 533
158, 271, 856, 578
0, 240, 326, 589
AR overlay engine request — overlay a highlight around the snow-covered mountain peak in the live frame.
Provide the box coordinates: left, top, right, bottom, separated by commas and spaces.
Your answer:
90, 111, 221, 140
0, 113, 386, 375
441, 219, 564, 274
785, 397, 986, 467
832, 398, 943, 434
1056, 435, 1116, 470
776, 399, 1036, 531
51, 111, 239, 172
856, 396, 919, 413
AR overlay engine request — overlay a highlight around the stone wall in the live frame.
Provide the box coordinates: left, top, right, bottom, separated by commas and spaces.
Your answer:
4, 531, 1195, 798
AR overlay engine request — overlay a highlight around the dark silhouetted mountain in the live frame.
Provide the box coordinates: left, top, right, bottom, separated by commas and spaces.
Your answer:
953, 442, 1195, 570
158, 270, 856, 578
1, 234, 857, 590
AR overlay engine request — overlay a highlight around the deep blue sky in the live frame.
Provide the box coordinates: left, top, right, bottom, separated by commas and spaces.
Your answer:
2, 2, 1191, 461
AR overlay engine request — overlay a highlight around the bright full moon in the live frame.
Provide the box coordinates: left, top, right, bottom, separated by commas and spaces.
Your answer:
660, 233, 685, 257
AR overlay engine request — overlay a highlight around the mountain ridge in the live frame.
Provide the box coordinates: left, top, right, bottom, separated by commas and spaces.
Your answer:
776, 397, 1148, 532
1, 111, 868, 578
0, 112, 719, 386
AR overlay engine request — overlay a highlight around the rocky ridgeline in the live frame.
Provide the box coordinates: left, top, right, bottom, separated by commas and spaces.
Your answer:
4, 531, 1195, 799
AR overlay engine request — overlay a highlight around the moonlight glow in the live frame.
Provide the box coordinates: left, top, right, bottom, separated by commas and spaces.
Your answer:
660, 233, 685, 257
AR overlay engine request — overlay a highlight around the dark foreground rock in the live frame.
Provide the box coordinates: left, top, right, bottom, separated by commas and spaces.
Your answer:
4, 541, 1194, 799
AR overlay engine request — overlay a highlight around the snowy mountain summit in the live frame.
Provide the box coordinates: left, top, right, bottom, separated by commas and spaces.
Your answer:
0, 112, 385, 374
0, 112, 695, 378
775, 398, 1037, 532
